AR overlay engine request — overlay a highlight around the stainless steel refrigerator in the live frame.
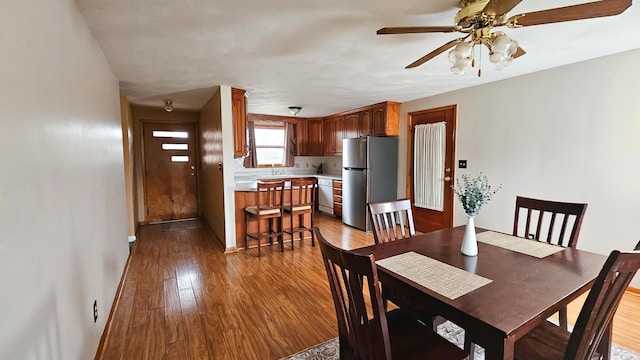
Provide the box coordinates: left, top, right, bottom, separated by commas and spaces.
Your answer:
342, 136, 398, 231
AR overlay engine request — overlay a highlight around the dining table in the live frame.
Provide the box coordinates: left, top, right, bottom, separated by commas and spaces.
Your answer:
352, 226, 608, 360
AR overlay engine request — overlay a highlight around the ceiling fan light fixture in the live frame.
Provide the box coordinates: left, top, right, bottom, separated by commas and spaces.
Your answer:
451, 56, 472, 75
163, 100, 174, 112
453, 42, 473, 58
490, 33, 518, 70
491, 34, 512, 53
449, 41, 475, 75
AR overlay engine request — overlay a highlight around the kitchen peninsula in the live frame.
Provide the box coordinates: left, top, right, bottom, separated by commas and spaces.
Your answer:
234, 174, 340, 249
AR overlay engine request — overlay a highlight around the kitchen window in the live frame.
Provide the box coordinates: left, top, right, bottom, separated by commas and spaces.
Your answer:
254, 124, 286, 166
244, 118, 295, 168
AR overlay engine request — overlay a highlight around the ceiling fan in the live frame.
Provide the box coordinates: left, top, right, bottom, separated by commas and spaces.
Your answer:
377, 0, 632, 74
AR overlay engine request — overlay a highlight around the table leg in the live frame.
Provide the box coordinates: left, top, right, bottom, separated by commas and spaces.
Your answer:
483, 337, 514, 360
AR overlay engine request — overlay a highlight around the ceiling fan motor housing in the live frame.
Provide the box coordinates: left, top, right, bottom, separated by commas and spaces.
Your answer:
456, 0, 491, 27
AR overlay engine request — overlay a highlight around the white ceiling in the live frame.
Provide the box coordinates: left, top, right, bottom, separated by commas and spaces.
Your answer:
76, 0, 640, 117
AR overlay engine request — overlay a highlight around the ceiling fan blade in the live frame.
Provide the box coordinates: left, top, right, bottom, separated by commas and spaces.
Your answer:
377, 26, 460, 35
405, 38, 465, 69
482, 0, 523, 16
512, 46, 526, 58
508, 0, 631, 27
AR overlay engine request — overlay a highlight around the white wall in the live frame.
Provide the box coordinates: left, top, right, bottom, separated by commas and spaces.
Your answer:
0, 0, 128, 358
399, 49, 640, 287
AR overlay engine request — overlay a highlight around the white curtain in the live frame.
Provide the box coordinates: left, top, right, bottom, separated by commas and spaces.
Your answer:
414, 122, 446, 211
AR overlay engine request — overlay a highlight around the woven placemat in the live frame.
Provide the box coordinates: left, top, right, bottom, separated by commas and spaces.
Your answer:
476, 231, 564, 258
375, 252, 492, 300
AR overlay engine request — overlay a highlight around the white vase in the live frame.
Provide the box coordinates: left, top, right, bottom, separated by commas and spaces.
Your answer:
461, 216, 478, 256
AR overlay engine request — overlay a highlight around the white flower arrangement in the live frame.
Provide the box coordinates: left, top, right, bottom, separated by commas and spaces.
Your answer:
452, 172, 501, 217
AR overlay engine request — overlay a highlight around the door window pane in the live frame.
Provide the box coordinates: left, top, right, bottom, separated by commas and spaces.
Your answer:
153, 131, 188, 138
162, 143, 189, 150
171, 156, 189, 163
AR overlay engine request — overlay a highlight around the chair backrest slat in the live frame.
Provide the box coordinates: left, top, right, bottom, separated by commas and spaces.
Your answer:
289, 177, 316, 208
368, 199, 415, 245
565, 249, 640, 360
513, 196, 587, 248
257, 181, 284, 211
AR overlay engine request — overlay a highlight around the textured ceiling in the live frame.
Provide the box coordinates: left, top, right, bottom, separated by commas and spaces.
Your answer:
76, 0, 640, 117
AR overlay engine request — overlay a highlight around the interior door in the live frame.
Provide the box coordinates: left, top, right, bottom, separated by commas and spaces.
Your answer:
143, 122, 198, 223
407, 105, 456, 233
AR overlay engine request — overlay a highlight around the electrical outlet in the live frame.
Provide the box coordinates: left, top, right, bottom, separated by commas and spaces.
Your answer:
93, 300, 98, 323
333, 163, 337, 168
295, 163, 300, 168
305, 163, 309, 168
458, 160, 467, 169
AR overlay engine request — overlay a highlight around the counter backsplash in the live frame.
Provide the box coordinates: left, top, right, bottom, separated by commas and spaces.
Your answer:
233, 155, 342, 179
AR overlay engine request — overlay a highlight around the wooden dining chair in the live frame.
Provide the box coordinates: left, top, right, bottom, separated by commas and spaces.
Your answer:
368, 198, 415, 244
244, 181, 285, 256
513, 196, 588, 248
283, 177, 316, 250
514, 247, 640, 360
314, 226, 469, 360
513, 195, 588, 330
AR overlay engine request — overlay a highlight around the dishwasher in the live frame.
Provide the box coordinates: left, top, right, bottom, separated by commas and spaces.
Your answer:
317, 177, 334, 215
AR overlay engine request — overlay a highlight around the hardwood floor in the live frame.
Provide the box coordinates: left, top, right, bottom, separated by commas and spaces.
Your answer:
97, 214, 640, 359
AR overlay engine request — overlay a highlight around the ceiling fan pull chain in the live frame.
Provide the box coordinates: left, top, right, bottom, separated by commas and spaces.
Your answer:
477, 46, 482, 77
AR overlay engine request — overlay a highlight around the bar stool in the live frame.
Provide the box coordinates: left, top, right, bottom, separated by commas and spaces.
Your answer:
244, 181, 285, 256
284, 177, 316, 249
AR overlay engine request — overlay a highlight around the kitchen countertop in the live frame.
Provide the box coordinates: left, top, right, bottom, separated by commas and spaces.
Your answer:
235, 174, 341, 191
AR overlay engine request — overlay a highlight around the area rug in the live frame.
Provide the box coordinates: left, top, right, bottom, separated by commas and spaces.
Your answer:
281, 321, 640, 360
161, 220, 201, 232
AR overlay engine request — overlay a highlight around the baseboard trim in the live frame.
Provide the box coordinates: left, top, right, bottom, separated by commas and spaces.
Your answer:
94, 246, 135, 360
627, 286, 640, 295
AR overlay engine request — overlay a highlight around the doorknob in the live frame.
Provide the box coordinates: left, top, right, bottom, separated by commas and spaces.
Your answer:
444, 176, 451, 182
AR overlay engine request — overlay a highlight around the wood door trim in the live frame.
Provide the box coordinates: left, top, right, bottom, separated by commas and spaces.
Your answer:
406, 104, 457, 229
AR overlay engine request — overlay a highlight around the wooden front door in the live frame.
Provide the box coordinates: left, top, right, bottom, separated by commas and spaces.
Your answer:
407, 105, 456, 233
143, 122, 198, 223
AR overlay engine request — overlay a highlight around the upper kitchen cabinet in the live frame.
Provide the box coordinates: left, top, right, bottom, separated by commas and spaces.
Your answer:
344, 113, 360, 139
323, 115, 344, 156
334, 116, 344, 155
359, 109, 372, 137
369, 102, 400, 136
338, 101, 400, 140
232, 88, 248, 158
308, 119, 324, 156
295, 118, 309, 156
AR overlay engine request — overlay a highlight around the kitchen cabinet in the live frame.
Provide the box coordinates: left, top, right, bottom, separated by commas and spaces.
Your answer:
359, 109, 372, 137
323, 115, 343, 156
308, 119, 324, 156
334, 116, 344, 155
369, 102, 400, 136
232, 88, 248, 158
344, 113, 360, 139
295, 118, 309, 156
333, 180, 342, 218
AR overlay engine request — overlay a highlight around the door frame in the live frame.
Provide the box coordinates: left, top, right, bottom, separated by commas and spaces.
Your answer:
406, 104, 457, 231
140, 119, 201, 223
